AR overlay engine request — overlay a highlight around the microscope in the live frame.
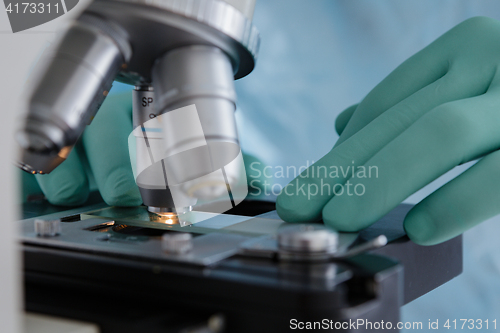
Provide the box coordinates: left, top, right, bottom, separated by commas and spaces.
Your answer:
15, 2, 465, 330
16, 0, 260, 215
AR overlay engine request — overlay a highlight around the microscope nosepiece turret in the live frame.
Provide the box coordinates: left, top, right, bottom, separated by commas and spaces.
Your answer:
17, 0, 259, 212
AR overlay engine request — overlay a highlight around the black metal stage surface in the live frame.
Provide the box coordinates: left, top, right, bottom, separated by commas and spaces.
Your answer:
20, 194, 462, 332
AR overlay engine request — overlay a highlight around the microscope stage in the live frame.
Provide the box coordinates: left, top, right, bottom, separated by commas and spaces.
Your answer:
20, 199, 462, 332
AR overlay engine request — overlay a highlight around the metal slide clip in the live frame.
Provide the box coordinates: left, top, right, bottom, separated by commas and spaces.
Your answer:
239, 224, 387, 262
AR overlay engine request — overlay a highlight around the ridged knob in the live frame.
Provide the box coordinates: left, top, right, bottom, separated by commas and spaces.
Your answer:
161, 233, 193, 254
34, 218, 61, 237
277, 224, 338, 254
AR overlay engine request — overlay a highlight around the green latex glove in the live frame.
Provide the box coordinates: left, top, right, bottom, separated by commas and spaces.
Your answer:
242, 153, 273, 196
277, 16, 500, 246
22, 90, 270, 206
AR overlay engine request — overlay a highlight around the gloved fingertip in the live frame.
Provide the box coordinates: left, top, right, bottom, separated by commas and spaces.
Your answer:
276, 191, 320, 223
321, 198, 364, 232
44, 181, 89, 206
101, 169, 142, 207
403, 209, 439, 246
335, 103, 358, 136
276, 193, 296, 222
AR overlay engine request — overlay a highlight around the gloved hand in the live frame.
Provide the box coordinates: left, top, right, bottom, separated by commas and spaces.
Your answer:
277, 16, 500, 245
21, 90, 268, 207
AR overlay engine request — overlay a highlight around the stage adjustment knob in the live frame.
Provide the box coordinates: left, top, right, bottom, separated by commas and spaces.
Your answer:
34, 218, 61, 237
161, 232, 193, 254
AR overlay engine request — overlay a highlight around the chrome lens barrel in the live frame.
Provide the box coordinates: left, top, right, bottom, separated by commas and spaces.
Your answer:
17, 15, 131, 174
152, 45, 242, 201
131, 86, 197, 212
